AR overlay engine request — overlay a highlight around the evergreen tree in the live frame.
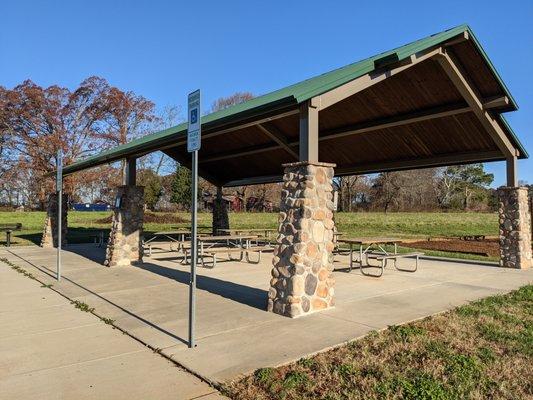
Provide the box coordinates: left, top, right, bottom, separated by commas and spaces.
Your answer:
139, 169, 162, 210
171, 165, 193, 210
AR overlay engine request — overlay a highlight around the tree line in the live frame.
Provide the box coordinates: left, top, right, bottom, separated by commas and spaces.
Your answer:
0, 78, 521, 212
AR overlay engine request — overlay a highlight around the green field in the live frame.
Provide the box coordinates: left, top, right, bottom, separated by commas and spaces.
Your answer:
0, 211, 499, 260
226, 285, 533, 400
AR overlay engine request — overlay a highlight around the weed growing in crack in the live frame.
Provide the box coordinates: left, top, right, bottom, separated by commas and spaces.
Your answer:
71, 300, 94, 313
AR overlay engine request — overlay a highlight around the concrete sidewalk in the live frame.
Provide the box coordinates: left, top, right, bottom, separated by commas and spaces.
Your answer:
2, 245, 531, 384
0, 258, 225, 400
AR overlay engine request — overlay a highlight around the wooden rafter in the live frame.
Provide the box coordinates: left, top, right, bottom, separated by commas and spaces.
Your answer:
435, 51, 516, 157
199, 102, 471, 163
315, 48, 443, 111
256, 123, 298, 160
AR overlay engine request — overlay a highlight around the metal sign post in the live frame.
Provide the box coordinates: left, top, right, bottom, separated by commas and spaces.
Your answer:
187, 89, 201, 348
56, 149, 63, 282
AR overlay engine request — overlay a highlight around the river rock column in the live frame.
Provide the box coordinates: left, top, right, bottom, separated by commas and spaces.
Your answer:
497, 187, 532, 269
105, 186, 144, 267
41, 193, 68, 248
268, 161, 336, 318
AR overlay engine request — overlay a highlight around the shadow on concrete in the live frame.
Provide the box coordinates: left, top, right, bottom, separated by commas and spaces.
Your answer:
15, 227, 111, 247
6, 249, 190, 346
137, 261, 269, 311
64, 243, 107, 264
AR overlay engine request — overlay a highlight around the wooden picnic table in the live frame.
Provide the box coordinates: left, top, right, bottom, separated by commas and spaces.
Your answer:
337, 237, 402, 272
181, 235, 260, 267
198, 234, 258, 245
337, 237, 422, 277
217, 228, 276, 238
1, 223, 22, 247
143, 230, 192, 255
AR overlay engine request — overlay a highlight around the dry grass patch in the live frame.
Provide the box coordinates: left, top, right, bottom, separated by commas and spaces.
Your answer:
225, 285, 533, 400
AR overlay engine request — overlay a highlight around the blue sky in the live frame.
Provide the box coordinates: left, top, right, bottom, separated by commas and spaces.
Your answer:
1, 0, 531, 186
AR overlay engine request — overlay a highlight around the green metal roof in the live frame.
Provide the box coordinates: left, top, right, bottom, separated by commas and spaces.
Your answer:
63, 24, 526, 175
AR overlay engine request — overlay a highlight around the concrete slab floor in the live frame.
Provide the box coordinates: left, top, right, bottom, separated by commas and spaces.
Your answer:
0, 255, 226, 400
1, 244, 532, 384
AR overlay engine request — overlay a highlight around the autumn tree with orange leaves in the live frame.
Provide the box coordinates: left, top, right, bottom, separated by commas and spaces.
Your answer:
0, 77, 157, 208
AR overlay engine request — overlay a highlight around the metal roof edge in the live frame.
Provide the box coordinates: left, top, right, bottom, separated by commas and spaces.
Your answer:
293, 24, 470, 103
464, 26, 519, 111
498, 114, 528, 159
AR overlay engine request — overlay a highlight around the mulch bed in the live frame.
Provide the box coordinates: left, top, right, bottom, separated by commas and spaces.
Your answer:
95, 212, 188, 224
402, 238, 499, 257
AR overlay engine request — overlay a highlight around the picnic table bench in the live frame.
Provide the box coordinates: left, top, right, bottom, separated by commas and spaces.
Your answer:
1, 223, 22, 247
182, 235, 271, 268
143, 230, 192, 255
217, 228, 276, 239
337, 237, 423, 277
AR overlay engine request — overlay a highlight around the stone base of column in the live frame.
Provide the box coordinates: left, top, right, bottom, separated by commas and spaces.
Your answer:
212, 186, 229, 235
40, 193, 68, 248
268, 162, 336, 318
498, 187, 532, 269
105, 186, 144, 267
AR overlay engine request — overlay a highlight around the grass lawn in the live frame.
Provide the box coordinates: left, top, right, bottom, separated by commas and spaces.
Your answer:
225, 285, 533, 400
0, 210, 499, 261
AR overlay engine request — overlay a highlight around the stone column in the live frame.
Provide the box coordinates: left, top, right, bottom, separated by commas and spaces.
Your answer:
212, 186, 229, 235
268, 162, 336, 318
105, 186, 144, 267
497, 187, 532, 269
41, 193, 68, 248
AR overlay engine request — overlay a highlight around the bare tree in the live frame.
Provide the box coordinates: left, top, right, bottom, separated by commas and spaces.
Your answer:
210, 92, 254, 112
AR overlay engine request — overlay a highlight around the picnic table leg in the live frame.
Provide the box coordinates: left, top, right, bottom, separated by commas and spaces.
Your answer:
348, 243, 353, 272
178, 233, 184, 252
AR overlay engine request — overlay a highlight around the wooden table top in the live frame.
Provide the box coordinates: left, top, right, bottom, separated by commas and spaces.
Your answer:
198, 235, 258, 241
218, 228, 275, 233
338, 237, 401, 245
152, 230, 191, 236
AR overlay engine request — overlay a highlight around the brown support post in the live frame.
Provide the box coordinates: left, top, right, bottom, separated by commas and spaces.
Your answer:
299, 100, 319, 163
125, 157, 137, 186
212, 186, 229, 235
506, 155, 517, 187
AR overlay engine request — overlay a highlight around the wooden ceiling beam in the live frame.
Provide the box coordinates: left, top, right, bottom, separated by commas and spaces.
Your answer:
162, 148, 223, 186
315, 47, 444, 111
443, 31, 469, 47
435, 51, 516, 157
319, 102, 471, 142
165, 108, 300, 150
256, 123, 299, 160
333, 150, 503, 176
483, 95, 509, 110
222, 150, 504, 187
200, 102, 471, 163
199, 141, 288, 164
